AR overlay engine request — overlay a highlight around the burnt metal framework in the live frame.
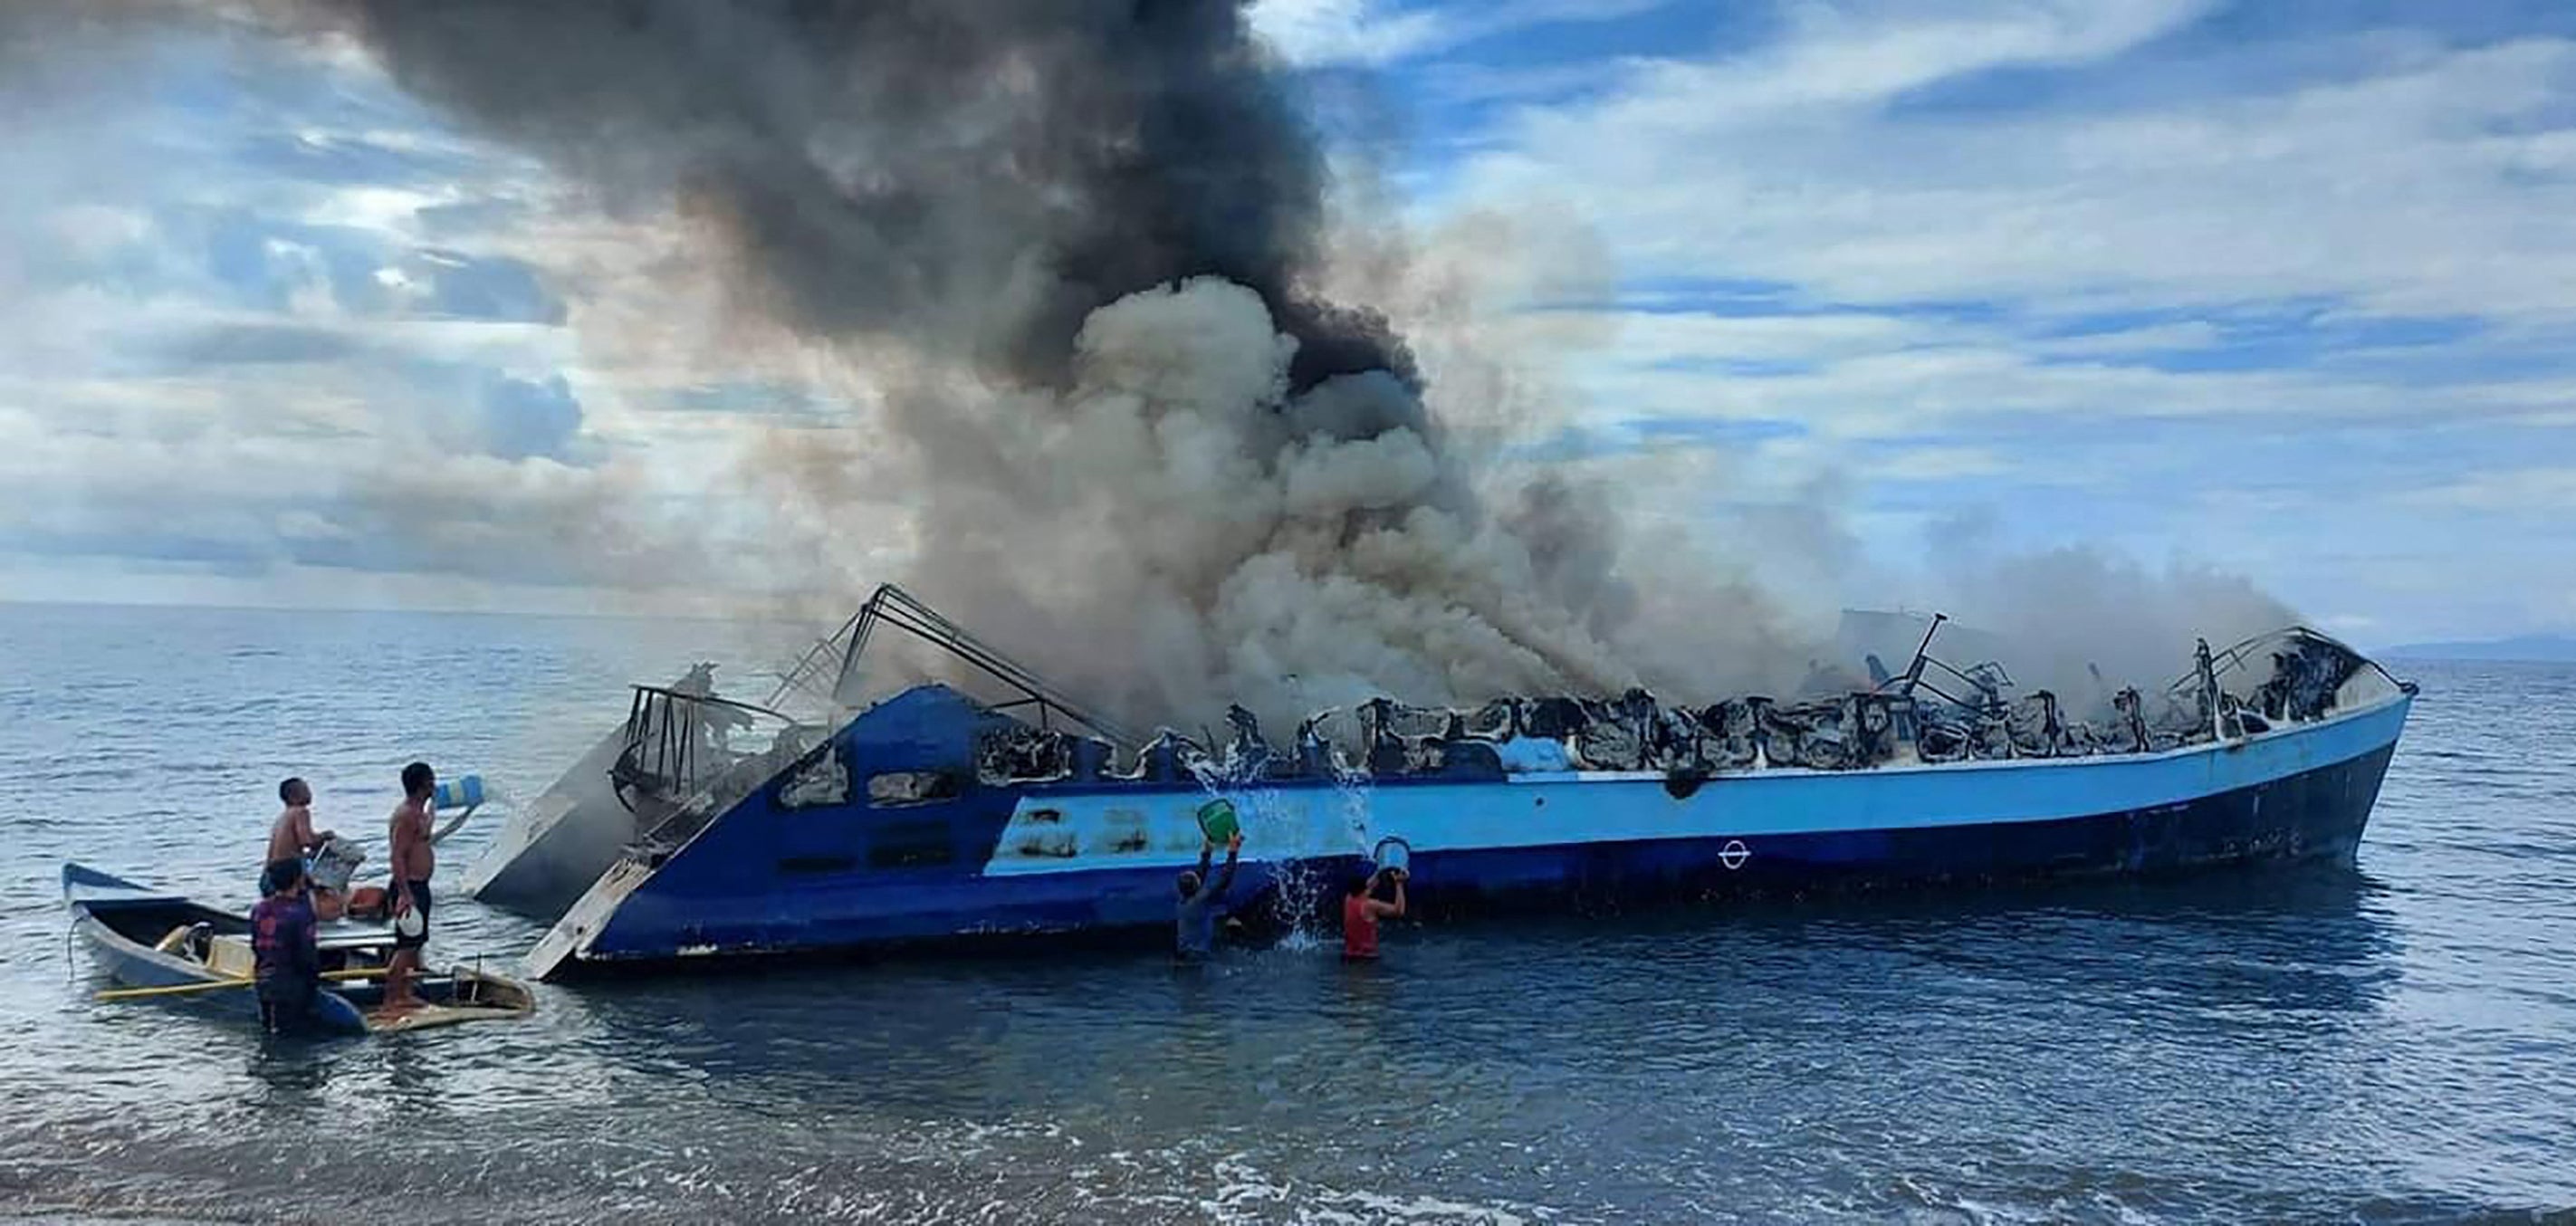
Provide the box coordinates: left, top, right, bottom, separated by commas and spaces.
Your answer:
1882, 612, 2011, 714
740, 594, 2403, 791
806, 583, 1135, 749
762, 630, 849, 712
610, 685, 793, 816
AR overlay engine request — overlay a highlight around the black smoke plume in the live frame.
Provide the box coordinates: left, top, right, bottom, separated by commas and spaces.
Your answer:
278, 1, 1415, 397
218, 0, 1705, 726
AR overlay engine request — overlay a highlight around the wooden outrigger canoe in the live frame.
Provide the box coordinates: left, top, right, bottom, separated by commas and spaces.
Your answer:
63, 862, 535, 1037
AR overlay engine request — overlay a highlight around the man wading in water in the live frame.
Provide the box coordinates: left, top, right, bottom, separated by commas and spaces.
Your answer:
251, 858, 321, 1033
1342, 865, 1407, 962
1175, 830, 1242, 963
380, 761, 436, 1015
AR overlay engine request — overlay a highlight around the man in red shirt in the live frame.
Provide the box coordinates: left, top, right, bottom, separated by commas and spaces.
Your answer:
1341, 865, 1406, 961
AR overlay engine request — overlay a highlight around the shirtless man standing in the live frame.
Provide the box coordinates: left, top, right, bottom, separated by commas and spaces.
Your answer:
263, 778, 335, 898
381, 761, 437, 1014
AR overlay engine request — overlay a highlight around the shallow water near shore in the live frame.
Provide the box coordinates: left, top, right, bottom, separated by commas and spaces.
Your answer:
3, 602, 2572, 1223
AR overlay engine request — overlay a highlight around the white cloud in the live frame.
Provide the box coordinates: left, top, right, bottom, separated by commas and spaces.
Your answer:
1559, 313, 2420, 442
1560, 309, 1939, 365
1373, 0, 2576, 643
1251, 0, 1452, 67
1869, 444, 2010, 481
2029, 321, 2228, 357
273, 510, 353, 542
1621, 0, 2217, 114
2399, 466, 2576, 513
1454, 6, 2576, 324
1251, 0, 1673, 67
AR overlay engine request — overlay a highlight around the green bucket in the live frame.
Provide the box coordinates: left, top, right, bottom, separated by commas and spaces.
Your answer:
1195, 798, 1241, 844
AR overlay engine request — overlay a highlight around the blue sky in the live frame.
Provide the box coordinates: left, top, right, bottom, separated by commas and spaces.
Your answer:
3, 0, 2572, 645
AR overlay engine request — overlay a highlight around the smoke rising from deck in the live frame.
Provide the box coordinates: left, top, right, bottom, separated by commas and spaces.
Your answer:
9, 1, 2311, 731
229, 0, 1795, 727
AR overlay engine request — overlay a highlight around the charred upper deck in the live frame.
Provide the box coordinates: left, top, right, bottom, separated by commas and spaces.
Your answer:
600, 584, 2407, 844
968, 626, 2396, 789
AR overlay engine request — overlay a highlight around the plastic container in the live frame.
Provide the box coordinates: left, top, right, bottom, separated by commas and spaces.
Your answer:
433, 774, 485, 811
1195, 798, 1240, 844
1373, 837, 1411, 876
1496, 736, 1571, 773
308, 837, 364, 895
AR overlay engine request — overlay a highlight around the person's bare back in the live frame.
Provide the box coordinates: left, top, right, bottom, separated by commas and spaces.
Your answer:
264, 778, 332, 877
266, 809, 310, 867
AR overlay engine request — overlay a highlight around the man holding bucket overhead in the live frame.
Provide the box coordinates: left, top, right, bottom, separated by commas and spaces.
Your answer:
1344, 838, 1411, 962
380, 761, 437, 1014
1175, 800, 1244, 963
1341, 866, 1407, 962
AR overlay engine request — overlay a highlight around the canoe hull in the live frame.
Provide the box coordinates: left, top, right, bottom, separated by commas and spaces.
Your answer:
63, 864, 535, 1036
64, 865, 371, 1036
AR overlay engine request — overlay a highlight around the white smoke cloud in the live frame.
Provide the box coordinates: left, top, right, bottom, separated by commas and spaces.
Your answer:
800, 276, 1675, 732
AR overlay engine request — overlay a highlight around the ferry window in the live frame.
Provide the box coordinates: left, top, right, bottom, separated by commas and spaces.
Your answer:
867, 820, 956, 869
777, 855, 857, 876
867, 771, 959, 807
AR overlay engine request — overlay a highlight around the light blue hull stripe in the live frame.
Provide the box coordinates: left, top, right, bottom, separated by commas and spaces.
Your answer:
981, 695, 2412, 876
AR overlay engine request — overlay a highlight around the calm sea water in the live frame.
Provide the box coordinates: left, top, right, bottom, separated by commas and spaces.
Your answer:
1, 602, 2571, 1224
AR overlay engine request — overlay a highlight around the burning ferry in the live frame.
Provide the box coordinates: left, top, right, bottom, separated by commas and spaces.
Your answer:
489, 586, 2414, 980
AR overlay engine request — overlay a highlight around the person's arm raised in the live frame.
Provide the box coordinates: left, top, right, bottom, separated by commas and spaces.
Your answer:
1211, 831, 1243, 894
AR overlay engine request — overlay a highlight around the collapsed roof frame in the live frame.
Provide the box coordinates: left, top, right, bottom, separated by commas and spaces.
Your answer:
1881, 612, 2013, 714
780, 583, 1135, 750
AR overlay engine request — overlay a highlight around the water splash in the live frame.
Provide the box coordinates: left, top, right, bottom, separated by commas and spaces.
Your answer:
431, 778, 525, 852
1328, 747, 1376, 858
1183, 751, 1345, 947
480, 780, 530, 819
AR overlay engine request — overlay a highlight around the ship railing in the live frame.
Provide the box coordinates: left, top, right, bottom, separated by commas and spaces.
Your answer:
2156, 625, 2412, 734
760, 627, 849, 715
2165, 626, 2385, 697
610, 685, 810, 838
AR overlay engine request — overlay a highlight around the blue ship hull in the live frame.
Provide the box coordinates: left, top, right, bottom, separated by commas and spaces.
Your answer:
527, 675, 2413, 979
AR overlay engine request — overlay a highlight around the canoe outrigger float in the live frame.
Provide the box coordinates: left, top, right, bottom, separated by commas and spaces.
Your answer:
490, 587, 2415, 981
64, 863, 535, 1037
